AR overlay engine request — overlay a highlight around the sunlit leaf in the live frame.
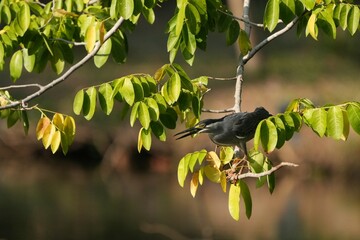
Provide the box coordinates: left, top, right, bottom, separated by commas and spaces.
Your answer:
85, 24, 97, 53
51, 130, 61, 153
188, 151, 200, 172
98, 83, 114, 115
204, 165, 221, 183
83, 87, 97, 120
94, 39, 112, 68
36, 117, 51, 140
178, 154, 190, 187
121, 77, 135, 106
207, 151, 221, 169
347, 103, 360, 135
220, 147, 234, 165
229, 183, 241, 221
190, 172, 199, 197
138, 101, 151, 129
347, 5, 360, 35
326, 106, 344, 140
138, 127, 151, 151
260, 119, 278, 153
306, 13, 318, 40
10, 50, 23, 82
73, 89, 84, 115
264, 0, 280, 32
52, 113, 64, 131
63, 116, 76, 145
119, 0, 134, 19
42, 124, 56, 149
220, 171, 227, 193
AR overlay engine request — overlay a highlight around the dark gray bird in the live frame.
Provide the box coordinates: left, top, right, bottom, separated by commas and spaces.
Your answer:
175, 107, 272, 156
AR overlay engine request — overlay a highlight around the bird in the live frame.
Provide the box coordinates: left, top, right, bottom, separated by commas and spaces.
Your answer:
174, 107, 272, 157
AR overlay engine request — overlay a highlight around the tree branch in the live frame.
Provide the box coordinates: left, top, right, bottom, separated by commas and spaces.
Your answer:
206, 76, 237, 81
233, 0, 251, 113
201, 108, 234, 113
0, 17, 125, 110
0, 84, 44, 91
243, 16, 300, 65
217, 9, 264, 28
237, 162, 298, 179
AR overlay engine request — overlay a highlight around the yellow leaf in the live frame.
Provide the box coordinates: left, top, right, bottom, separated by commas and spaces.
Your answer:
85, 24, 96, 52
190, 172, 199, 198
220, 171, 227, 193
63, 116, 76, 145
36, 117, 51, 140
51, 131, 61, 153
207, 151, 221, 169
306, 13, 318, 40
204, 165, 221, 183
42, 124, 56, 149
52, 113, 64, 131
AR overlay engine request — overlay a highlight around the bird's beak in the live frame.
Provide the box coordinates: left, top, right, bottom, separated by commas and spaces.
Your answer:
174, 125, 205, 140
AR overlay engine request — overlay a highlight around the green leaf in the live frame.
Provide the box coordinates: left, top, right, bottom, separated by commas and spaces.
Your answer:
138, 101, 151, 129
130, 102, 140, 127
94, 39, 112, 68
98, 83, 114, 115
326, 106, 344, 140
22, 48, 35, 72
50, 45, 65, 75
347, 5, 360, 35
220, 147, 234, 165
21, 110, 29, 135
142, 7, 155, 24
270, 116, 286, 149
176, 0, 187, 36
265, 160, 276, 194
229, 183, 241, 221
159, 108, 178, 129
7, 110, 19, 128
264, 0, 280, 32
150, 121, 166, 141
16, 2, 30, 36
162, 73, 181, 104
279, 0, 296, 24
306, 13, 318, 40
306, 108, 327, 137
10, 50, 23, 82
188, 151, 200, 172
83, 87, 97, 120
260, 119, 278, 153
226, 20, 240, 46
63, 116, 76, 145
73, 89, 84, 115
121, 77, 135, 106
138, 127, 151, 151
132, 77, 145, 102
186, 3, 201, 34
301, 0, 315, 10
238, 29, 252, 55
339, 4, 350, 31
119, 0, 134, 19
146, 98, 160, 121
178, 154, 190, 187
204, 165, 221, 183
239, 180, 252, 219
347, 103, 360, 135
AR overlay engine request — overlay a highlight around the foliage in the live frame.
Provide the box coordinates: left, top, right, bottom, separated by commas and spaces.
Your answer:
1, 0, 360, 220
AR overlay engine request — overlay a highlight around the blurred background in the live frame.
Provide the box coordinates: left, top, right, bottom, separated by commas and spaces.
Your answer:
1, 2, 360, 239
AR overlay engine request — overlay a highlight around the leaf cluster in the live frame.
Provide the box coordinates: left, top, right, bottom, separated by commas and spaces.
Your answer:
263, 0, 360, 39
73, 64, 209, 151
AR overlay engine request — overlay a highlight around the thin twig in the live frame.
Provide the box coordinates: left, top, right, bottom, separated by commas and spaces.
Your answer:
0, 84, 44, 90
202, 108, 234, 113
50, 38, 86, 46
218, 9, 264, 28
206, 76, 237, 81
237, 162, 299, 180
0, 17, 125, 110
243, 16, 300, 65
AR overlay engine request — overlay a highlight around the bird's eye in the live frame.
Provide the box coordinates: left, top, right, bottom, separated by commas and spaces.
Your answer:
197, 123, 206, 129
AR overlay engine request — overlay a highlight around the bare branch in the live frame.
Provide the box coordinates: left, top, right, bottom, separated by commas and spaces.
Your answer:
50, 38, 86, 46
0, 17, 125, 110
232, 162, 299, 181
206, 76, 236, 81
243, 16, 300, 65
202, 108, 234, 113
217, 9, 264, 28
0, 84, 44, 91
233, 0, 251, 113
